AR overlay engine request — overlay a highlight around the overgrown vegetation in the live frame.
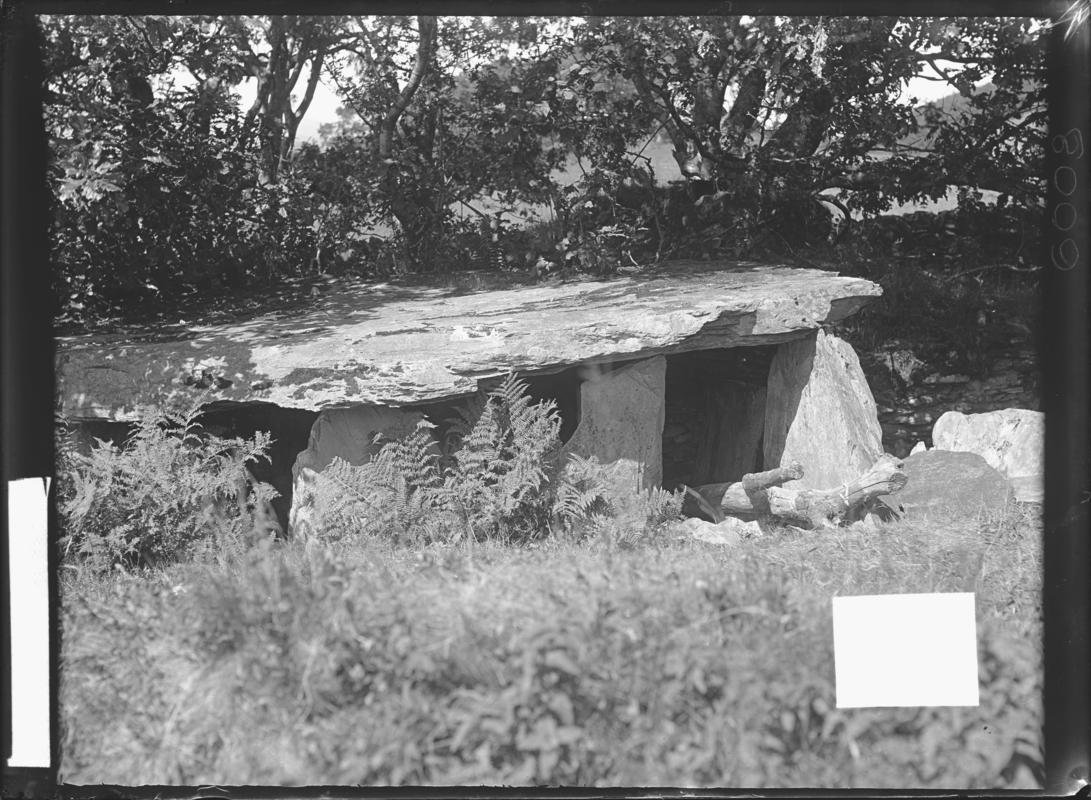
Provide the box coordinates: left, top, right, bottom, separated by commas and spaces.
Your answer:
56, 377, 1043, 788
829, 205, 1042, 381
56, 401, 279, 572
57, 376, 680, 569
59, 501, 1043, 788
279, 374, 680, 547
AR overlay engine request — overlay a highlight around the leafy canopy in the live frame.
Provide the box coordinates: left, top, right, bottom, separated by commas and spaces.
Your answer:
41, 14, 1046, 325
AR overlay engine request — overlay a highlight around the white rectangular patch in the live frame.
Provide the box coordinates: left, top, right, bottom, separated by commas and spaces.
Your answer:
6, 477, 52, 768
833, 592, 979, 708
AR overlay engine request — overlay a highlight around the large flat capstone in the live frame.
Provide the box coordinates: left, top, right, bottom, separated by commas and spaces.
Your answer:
55, 262, 880, 421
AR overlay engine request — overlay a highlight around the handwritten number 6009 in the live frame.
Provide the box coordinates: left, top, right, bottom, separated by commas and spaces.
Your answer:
1050, 129, 1083, 271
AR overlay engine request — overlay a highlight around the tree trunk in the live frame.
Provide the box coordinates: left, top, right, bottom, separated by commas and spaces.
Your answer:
376, 16, 438, 272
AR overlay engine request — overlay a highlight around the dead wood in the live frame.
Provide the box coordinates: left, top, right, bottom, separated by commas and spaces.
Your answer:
686, 454, 907, 528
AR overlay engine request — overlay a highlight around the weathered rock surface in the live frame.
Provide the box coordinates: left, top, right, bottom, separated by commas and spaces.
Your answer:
763, 330, 883, 490
932, 409, 1044, 503
55, 262, 880, 421
559, 356, 666, 501
881, 450, 1014, 519
674, 516, 762, 545
289, 405, 428, 539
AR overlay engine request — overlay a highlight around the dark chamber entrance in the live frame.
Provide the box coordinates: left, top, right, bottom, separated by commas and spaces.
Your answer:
662, 346, 777, 491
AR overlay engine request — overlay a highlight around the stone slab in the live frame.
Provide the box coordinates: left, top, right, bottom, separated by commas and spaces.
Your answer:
932, 409, 1044, 503
559, 356, 666, 500
763, 329, 884, 490
55, 262, 880, 421
289, 405, 428, 540
674, 516, 762, 545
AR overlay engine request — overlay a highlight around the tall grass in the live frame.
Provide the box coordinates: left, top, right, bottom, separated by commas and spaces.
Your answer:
60, 501, 1043, 788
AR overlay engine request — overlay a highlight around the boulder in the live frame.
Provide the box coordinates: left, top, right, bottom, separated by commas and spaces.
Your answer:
881, 450, 1014, 520
289, 405, 429, 540
932, 409, 1044, 503
559, 356, 666, 504
674, 516, 761, 545
763, 330, 883, 490
55, 262, 881, 421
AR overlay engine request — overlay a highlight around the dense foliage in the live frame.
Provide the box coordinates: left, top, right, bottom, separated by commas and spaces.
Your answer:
40, 14, 1046, 326
56, 376, 680, 569
43, 16, 337, 314
57, 402, 279, 571
565, 17, 1045, 258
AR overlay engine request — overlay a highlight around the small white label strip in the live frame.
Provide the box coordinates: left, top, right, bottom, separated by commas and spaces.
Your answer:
833, 592, 979, 708
6, 477, 51, 768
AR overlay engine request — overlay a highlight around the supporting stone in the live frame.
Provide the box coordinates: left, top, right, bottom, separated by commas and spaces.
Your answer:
763, 329, 883, 490
559, 356, 666, 504
289, 405, 428, 540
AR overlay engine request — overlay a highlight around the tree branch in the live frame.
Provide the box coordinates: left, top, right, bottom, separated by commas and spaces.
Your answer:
292, 44, 326, 123
721, 68, 767, 153
285, 23, 318, 97
977, 107, 1048, 154
631, 67, 720, 175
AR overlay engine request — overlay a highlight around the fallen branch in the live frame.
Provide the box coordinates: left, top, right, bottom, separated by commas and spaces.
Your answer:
685, 454, 907, 529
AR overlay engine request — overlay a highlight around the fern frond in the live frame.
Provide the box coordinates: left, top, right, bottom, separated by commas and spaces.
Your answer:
639, 485, 685, 527
553, 454, 612, 524
56, 402, 277, 571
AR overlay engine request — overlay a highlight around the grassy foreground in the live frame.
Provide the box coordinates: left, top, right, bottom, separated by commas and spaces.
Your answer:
59, 503, 1043, 789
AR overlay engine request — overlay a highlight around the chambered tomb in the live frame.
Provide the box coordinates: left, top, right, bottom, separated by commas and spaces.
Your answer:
54, 261, 885, 536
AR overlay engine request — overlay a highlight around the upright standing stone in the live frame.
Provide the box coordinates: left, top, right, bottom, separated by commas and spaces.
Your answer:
560, 356, 666, 502
289, 405, 428, 539
932, 409, 1044, 503
764, 330, 883, 490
